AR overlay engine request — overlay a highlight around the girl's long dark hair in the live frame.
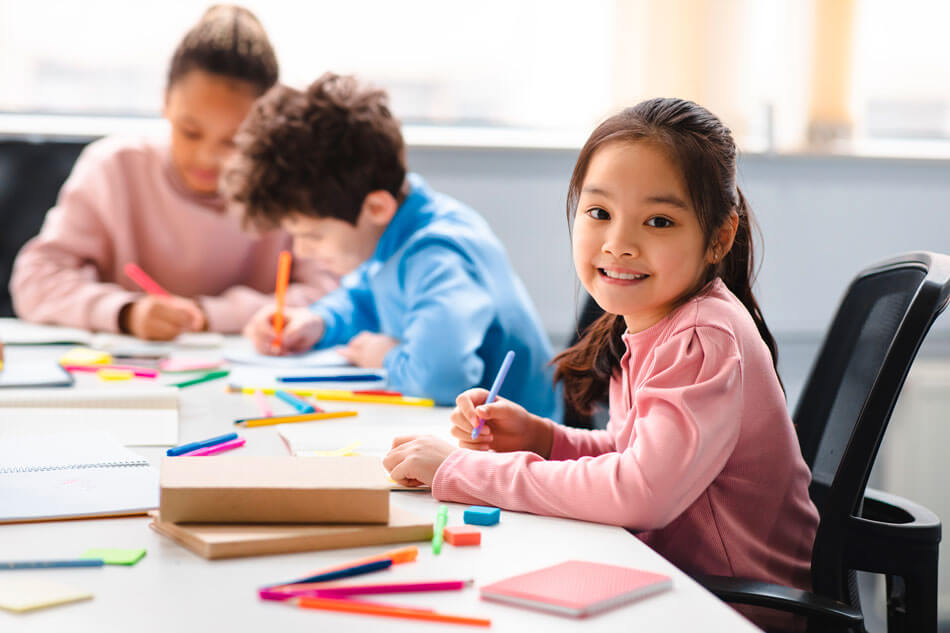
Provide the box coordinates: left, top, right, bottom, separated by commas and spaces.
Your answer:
553, 98, 779, 415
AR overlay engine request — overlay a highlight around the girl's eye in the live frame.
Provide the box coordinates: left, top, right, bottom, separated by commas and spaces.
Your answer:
585, 207, 609, 221
646, 216, 674, 228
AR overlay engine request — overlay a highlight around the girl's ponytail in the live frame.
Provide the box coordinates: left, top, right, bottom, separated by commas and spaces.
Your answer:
718, 187, 780, 372
554, 312, 626, 416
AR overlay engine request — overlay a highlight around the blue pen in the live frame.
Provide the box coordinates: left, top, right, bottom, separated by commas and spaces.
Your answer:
275, 389, 316, 414
277, 373, 384, 383
472, 350, 515, 439
1, 559, 105, 570
266, 558, 393, 588
167, 432, 238, 457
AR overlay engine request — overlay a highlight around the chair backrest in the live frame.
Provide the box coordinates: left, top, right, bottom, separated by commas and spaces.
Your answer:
792, 252, 950, 607
0, 138, 90, 317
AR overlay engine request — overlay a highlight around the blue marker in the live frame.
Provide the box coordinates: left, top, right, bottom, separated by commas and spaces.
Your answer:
1, 559, 105, 570
471, 350, 515, 439
266, 558, 393, 588
167, 432, 238, 456
274, 390, 316, 414
277, 373, 384, 383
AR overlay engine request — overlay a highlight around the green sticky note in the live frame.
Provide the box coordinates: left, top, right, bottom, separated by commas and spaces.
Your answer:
80, 548, 146, 566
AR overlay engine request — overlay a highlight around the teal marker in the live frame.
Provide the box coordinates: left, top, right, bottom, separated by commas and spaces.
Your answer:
432, 504, 448, 555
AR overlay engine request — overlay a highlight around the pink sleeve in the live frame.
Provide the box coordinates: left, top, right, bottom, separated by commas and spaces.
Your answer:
549, 424, 615, 459
198, 257, 338, 333
431, 326, 743, 530
9, 147, 139, 332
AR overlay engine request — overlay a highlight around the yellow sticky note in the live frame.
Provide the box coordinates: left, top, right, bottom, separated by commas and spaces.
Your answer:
0, 579, 93, 613
58, 347, 112, 367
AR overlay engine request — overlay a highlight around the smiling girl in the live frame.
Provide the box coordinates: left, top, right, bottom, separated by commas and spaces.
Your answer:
383, 99, 819, 625
11, 5, 336, 339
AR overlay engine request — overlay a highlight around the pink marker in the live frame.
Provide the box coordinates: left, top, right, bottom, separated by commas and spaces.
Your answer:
263, 579, 471, 600
181, 437, 245, 456
255, 390, 272, 417
124, 262, 170, 297
63, 364, 159, 378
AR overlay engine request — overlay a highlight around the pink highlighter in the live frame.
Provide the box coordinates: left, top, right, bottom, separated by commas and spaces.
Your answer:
181, 437, 246, 456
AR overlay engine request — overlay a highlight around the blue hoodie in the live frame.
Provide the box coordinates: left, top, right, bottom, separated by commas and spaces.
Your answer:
311, 174, 560, 419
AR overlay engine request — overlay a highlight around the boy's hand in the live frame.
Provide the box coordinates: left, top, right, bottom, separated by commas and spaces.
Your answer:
450, 388, 554, 457
243, 305, 324, 355
339, 331, 399, 368
383, 435, 456, 487
121, 295, 205, 341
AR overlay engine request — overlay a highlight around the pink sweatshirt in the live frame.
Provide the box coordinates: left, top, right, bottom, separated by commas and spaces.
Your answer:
433, 278, 818, 591
10, 135, 338, 333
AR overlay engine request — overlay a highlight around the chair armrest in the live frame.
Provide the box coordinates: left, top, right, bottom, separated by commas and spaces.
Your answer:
695, 574, 863, 626
861, 487, 941, 537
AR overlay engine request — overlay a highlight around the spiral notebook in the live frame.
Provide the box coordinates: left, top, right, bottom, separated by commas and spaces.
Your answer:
0, 431, 159, 524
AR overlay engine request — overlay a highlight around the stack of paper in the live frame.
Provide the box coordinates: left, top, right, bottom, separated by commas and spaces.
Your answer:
0, 387, 179, 446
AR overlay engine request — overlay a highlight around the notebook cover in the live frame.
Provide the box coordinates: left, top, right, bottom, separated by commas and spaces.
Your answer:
148, 506, 432, 559
479, 560, 672, 617
159, 456, 390, 524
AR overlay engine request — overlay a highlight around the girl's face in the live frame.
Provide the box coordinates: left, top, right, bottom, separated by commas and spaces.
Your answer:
572, 140, 714, 334
164, 70, 258, 195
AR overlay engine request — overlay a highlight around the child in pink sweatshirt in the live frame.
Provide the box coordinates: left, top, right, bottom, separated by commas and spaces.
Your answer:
383, 99, 819, 626
10, 6, 336, 339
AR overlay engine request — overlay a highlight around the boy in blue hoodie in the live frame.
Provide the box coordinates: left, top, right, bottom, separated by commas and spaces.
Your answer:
231, 73, 558, 418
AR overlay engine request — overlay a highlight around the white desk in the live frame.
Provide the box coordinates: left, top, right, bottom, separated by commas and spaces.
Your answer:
0, 340, 762, 632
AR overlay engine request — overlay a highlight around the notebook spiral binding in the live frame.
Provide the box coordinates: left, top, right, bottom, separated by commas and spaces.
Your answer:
0, 459, 149, 474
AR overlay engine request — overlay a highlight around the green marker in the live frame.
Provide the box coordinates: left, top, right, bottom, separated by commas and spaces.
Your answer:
432, 504, 448, 555
170, 369, 230, 389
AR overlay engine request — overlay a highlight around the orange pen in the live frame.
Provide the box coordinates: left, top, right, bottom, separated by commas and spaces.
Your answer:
270, 250, 293, 353
296, 596, 491, 627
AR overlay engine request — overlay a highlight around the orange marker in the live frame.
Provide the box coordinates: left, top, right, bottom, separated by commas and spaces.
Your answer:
271, 250, 293, 353
124, 262, 170, 297
296, 596, 491, 627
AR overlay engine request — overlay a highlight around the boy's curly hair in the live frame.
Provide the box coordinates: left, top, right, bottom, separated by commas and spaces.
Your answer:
225, 72, 407, 228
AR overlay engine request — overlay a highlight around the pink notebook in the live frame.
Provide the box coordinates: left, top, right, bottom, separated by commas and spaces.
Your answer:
479, 560, 672, 617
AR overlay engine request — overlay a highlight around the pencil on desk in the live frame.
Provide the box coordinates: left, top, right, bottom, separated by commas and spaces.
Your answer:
266, 546, 419, 595
254, 389, 272, 417
234, 410, 358, 427
181, 437, 245, 456
227, 385, 434, 407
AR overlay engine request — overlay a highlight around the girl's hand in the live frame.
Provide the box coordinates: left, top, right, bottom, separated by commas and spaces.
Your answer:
383, 435, 456, 487
122, 295, 205, 340
339, 332, 399, 368
450, 388, 554, 457
243, 306, 324, 355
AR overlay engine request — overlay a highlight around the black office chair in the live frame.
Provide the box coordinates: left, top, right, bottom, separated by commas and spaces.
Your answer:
0, 138, 91, 317
699, 251, 950, 632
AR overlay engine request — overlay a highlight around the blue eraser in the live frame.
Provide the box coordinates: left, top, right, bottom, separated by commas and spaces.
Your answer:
463, 506, 500, 526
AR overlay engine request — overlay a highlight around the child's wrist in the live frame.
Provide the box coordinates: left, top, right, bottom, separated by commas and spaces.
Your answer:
531, 416, 555, 458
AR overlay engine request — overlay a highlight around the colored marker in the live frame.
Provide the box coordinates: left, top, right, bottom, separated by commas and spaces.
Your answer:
266, 547, 419, 596
0, 559, 105, 570
124, 262, 170, 297
167, 432, 239, 456
181, 437, 245, 456
472, 350, 515, 439
234, 410, 358, 428
271, 250, 292, 353
295, 596, 491, 627
275, 389, 316, 413
63, 364, 159, 378
277, 373, 385, 383
267, 558, 393, 589
308, 579, 472, 598
432, 504, 448, 555
169, 369, 230, 388
254, 390, 272, 417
